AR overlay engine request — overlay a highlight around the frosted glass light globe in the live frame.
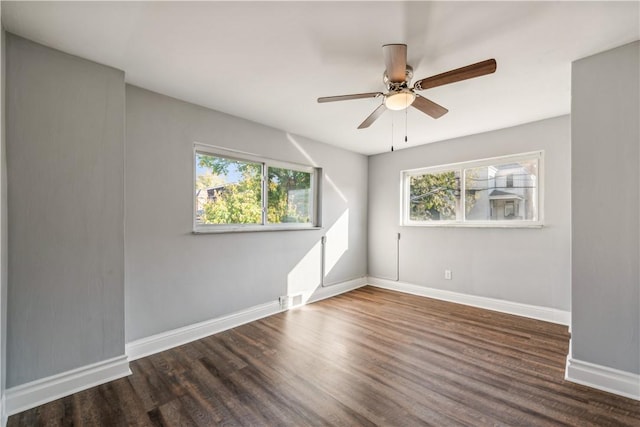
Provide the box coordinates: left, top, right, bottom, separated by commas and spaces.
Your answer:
384, 90, 416, 110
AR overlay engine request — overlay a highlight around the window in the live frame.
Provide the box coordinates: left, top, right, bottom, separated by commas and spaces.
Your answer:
506, 174, 514, 188
267, 166, 313, 224
194, 145, 320, 232
402, 152, 542, 227
408, 169, 460, 221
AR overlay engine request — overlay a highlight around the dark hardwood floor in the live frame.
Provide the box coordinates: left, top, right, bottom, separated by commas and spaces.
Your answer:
8, 286, 640, 426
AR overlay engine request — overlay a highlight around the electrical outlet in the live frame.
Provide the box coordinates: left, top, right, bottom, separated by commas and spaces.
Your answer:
444, 269, 452, 280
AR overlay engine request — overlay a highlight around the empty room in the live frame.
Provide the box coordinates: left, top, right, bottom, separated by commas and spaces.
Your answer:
0, 1, 639, 426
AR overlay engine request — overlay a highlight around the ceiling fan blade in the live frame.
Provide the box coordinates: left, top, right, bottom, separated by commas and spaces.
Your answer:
358, 104, 387, 129
412, 94, 448, 119
414, 59, 497, 91
383, 44, 407, 83
317, 92, 382, 103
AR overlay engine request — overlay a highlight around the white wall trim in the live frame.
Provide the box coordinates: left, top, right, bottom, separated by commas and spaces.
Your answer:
308, 276, 368, 304
127, 277, 367, 362
1, 393, 6, 427
5, 355, 131, 416
367, 277, 571, 326
1, 277, 364, 419
126, 300, 283, 361
565, 357, 640, 401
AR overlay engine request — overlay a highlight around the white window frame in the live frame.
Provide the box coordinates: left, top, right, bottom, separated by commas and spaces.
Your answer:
193, 143, 322, 233
401, 151, 544, 228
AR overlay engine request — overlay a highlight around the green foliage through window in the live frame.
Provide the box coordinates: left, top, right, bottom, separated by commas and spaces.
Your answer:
195, 151, 316, 228
409, 171, 459, 221
267, 167, 312, 224
403, 152, 541, 225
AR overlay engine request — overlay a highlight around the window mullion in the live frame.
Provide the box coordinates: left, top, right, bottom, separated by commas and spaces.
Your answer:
309, 172, 315, 226
262, 163, 268, 225
459, 169, 465, 223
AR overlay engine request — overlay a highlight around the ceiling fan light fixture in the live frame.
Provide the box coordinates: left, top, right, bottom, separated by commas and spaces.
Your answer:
384, 90, 416, 111
317, 42, 496, 128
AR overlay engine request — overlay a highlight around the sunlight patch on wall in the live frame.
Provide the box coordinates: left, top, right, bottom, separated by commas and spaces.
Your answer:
286, 133, 348, 204
325, 174, 348, 203
285, 133, 351, 302
286, 209, 350, 304
287, 240, 322, 304
324, 209, 349, 277
286, 133, 318, 167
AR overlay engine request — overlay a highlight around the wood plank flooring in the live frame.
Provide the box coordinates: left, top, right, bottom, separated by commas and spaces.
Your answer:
8, 286, 640, 426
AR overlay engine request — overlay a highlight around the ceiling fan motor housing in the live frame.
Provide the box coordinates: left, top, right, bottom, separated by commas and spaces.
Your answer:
383, 66, 416, 110
383, 65, 413, 88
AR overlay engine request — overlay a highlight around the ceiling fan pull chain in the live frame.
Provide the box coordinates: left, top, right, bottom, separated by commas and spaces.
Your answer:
391, 114, 395, 152
405, 105, 408, 143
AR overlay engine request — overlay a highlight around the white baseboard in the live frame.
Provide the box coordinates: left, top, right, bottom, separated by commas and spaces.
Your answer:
367, 277, 571, 326
565, 357, 640, 400
127, 277, 367, 362
126, 300, 283, 361
308, 276, 368, 304
5, 355, 131, 417
5, 277, 577, 419
2, 278, 363, 419
1, 393, 6, 427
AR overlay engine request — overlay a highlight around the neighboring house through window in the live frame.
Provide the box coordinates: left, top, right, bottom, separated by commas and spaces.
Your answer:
402, 151, 542, 227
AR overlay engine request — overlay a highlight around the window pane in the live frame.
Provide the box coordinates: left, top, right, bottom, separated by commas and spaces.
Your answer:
409, 170, 459, 221
195, 153, 262, 225
267, 167, 312, 224
464, 159, 538, 221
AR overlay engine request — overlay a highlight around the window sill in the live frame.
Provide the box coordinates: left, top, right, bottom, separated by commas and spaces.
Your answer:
193, 225, 323, 234
402, 222, 544, 229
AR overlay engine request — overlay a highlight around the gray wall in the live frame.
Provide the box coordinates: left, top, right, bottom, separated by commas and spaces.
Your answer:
571, 41, 640, 374
368, 116, 571, 311
1, 22, 7, 413
125, 85, 368, 342
5, 35, 125, 387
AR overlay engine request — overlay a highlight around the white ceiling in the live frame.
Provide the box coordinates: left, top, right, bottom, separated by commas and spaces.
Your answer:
2, 1, 639, 155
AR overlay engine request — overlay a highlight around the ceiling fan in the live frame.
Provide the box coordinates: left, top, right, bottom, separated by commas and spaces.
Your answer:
317, 44, 497, 129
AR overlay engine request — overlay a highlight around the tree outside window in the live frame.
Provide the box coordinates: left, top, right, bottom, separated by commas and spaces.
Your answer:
195, 150, 317, 230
